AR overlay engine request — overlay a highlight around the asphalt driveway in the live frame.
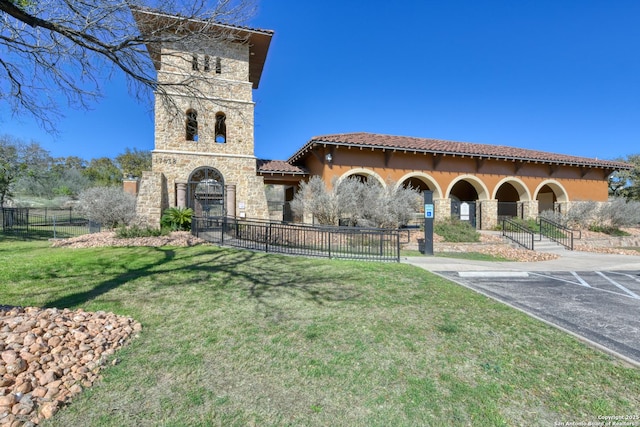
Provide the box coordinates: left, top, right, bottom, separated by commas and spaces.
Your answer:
404, 252, 640, 366
434, 270, 640, 365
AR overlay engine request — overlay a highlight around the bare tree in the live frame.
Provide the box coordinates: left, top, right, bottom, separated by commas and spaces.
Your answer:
76, 186, 137, 228
0, 0, 256, 132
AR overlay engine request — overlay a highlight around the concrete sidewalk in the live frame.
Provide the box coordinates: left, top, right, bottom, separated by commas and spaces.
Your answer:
403, 250, 640, 272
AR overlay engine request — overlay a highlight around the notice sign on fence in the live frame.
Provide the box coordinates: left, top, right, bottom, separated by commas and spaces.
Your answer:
460, 202, 470, 221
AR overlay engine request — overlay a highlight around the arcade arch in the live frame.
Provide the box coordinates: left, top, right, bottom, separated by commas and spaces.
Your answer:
397, 172, 443, 199
336, 168, 386, 187
534, 180, 569, 213
493, 178, 531, 219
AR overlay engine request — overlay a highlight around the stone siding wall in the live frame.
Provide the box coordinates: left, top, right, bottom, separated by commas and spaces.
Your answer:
152, 152, 268, 220
479, 199, 498, 230
135, 29, 269, 224
153, 94, 254, 156
136, 171, 168, 227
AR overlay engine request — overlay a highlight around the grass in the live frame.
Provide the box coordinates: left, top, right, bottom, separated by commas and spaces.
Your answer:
434, 218, 480, 242
0, 224, 91, 241
0, 241, 638, 426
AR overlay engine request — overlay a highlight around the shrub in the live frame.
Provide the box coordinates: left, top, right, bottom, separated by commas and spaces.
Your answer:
561, 198, 640, 232
435, 218, 480, 242
291, 176, 421, 228
588, 225, 631, 236
75, 187, 136, 229
161, 207, 193, 231
116, 225, 169, 238
597, 198, 640, 229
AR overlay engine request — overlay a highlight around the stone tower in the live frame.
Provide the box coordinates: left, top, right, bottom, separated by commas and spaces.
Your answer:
132, 8, 273, 225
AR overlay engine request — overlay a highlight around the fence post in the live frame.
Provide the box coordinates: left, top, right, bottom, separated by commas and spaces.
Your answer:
53, 215, 56, 239
266, 222, 271, 253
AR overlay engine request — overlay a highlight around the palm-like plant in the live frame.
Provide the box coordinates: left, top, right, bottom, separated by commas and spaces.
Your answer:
161, 207, 193, 231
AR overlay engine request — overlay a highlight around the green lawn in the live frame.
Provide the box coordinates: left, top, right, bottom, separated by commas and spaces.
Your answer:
0, 241, 638, 426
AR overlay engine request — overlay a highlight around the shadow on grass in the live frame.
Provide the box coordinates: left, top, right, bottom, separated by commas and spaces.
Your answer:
43, 245, 363, 318
164, 248, 364, 319
44, 248, 176, 309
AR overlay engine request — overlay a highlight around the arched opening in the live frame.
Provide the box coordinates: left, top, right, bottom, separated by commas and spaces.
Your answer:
188, 167, 225, 218
496, 182, 520, 219
402, 177, 431, 192
186, 109, 198, 141
537, 184, 558, 213
215, 112, 226, 143
449, 180, 480, 228
336, 169, 385, 188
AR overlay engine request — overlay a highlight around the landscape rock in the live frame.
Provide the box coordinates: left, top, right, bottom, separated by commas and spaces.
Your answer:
0, 307, 140, 425
51, 231, 205, 249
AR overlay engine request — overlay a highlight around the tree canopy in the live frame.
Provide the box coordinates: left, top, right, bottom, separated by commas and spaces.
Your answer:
609, 154, 640, 201
0, 134, 151, 205
0, 0, 255, 132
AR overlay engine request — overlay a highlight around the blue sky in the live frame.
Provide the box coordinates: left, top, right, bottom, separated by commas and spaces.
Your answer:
2, 0, 639, 162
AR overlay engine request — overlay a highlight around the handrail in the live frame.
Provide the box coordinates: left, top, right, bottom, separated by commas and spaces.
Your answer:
502, 218, 534, 250
539, 217, 574, 250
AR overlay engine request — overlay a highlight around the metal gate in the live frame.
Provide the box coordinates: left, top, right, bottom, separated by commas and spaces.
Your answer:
188, 167, 225, 218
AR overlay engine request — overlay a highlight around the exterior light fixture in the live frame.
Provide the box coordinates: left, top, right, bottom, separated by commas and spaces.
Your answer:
325, 153, 332, 163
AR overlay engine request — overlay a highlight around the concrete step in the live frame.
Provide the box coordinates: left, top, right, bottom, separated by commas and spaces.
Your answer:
534, 237, 568, 253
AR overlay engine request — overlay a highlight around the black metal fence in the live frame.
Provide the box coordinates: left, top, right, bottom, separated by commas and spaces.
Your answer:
501, 218, 535, 250
1, 208, 100, 240
192, 216, 401, 262
539, 217, 575, 250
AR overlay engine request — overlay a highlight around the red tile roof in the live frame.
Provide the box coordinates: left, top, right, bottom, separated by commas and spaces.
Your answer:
257, 159, 308, 175
288, 132, 632, 170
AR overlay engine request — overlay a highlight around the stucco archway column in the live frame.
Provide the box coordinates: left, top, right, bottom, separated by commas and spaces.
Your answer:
176, 182, 187, 208
434, 199, 450, 221
479, 199, 498, 230
226, 185, 236, 217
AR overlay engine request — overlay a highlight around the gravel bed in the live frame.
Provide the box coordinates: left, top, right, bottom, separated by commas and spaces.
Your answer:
0, 307, 141, 426
51, 231, 206, 249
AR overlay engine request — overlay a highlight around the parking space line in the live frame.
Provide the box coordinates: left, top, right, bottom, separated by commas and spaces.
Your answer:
525, 272, 640, 300
570, 272, 591, 287
595, 271, 640, 299
529, 272, 580, 286
608, 271, 640, 283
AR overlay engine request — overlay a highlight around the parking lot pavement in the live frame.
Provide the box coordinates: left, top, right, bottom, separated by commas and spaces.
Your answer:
433, 270, 640, 366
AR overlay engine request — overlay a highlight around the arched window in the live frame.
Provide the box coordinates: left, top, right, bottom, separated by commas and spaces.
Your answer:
215, 112, 226, 143
186, 109, 198, 141
204, 55, 211, 72
215, 57, 222, 74
191, 55, 198, 71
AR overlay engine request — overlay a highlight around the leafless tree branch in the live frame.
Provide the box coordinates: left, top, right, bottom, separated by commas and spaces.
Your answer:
0, 0, 257, 133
